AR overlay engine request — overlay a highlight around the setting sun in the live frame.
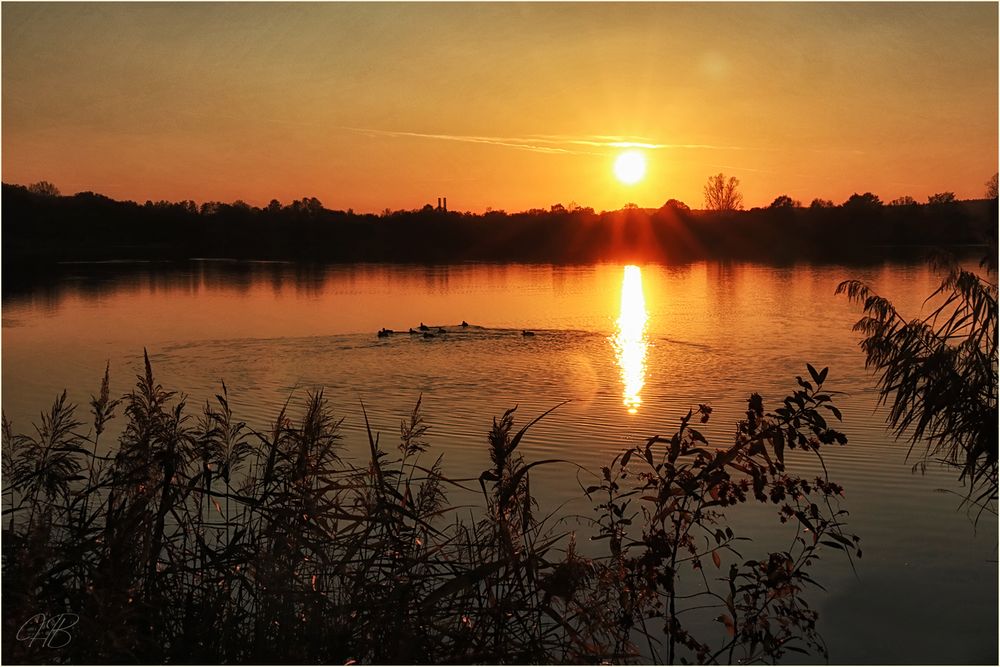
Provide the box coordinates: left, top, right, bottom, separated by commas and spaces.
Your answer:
613, 150, 647, 185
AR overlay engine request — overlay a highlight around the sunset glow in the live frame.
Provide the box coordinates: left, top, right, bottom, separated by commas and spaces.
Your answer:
2, 4, 995, 211
612, 265, 649, 414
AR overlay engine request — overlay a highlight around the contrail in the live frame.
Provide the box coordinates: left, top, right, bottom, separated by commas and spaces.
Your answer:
341, 127, 751, 154
340, 127, 593, 155
525, 134, 750, 150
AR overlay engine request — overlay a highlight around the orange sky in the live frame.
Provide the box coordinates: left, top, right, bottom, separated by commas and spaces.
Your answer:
3, 3, 997, 213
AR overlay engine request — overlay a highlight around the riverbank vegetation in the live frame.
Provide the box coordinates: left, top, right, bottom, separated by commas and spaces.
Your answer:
838, 255, 998, 520
3, 181, 995, 270
2, 355, 859, 664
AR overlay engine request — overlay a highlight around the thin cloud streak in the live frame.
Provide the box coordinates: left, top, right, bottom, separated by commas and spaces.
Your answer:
526, 134, 751, 151
341, 127, 593, 155
343, 127, 751, 154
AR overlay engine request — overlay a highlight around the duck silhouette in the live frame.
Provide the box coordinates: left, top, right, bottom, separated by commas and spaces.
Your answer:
419, 322, 429, 331
522, 330, 535, 337
461, 320, 469, 327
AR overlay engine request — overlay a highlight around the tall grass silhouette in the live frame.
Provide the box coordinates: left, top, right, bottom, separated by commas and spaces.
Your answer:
3, 352, 859, 664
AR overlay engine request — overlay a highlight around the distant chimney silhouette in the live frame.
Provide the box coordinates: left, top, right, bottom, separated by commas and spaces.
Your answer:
437, 197, 441, 210
443, 197, 447, 212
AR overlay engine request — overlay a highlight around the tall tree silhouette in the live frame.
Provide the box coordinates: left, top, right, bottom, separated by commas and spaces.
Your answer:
703, 173, 743, 211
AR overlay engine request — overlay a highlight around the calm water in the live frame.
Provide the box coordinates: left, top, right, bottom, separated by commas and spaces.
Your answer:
2, 260, 996, 664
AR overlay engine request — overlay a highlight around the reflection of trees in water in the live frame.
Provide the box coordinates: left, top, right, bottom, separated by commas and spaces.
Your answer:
3, 262, 554, 313
2, 261, 333, 308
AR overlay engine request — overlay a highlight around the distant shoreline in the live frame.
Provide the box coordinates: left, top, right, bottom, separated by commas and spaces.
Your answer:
3, 183, 995, 271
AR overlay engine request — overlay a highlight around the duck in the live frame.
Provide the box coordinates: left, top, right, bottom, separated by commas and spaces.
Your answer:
377, 329, 389, 338
419, 322, 429, 331
409, 328, 418, 334
461, 320, 469, 327
522, 330, 535, 337
437, 327, 446, 334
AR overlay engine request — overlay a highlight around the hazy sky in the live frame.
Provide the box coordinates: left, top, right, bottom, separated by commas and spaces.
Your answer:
3, 2, 997, 212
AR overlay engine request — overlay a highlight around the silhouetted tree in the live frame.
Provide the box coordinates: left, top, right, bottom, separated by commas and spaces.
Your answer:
550, 203, 567, 215
809, 198, 834, 209
72, 191, 115, 204
769, 195, 799, 209
889, 196, 918, 207
304, 197, 324, 215
843, 192, 882, 211
927, 192, 957, 205
660, 198, 690, 211
27, 181, 60, 197
986, 173, 998, 199
703, 173, 743, 211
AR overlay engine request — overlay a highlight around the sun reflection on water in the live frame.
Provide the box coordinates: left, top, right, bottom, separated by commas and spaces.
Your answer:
612, 265, 648, 414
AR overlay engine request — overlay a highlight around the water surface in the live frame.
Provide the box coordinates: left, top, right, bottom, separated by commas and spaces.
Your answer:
2, 260, 996, 664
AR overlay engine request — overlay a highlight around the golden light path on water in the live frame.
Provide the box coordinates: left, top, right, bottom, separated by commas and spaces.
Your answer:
612, 265, 649, 414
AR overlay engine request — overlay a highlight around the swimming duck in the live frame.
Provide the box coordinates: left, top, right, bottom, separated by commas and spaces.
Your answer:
419, 322, 429, 331
522, 330, 535, 337
461, 320, 469, 327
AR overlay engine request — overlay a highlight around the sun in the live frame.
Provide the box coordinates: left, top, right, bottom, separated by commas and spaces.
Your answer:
613, 150, 647, 185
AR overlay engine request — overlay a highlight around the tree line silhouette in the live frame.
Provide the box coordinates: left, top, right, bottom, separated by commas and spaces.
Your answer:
3, 179, 996, 274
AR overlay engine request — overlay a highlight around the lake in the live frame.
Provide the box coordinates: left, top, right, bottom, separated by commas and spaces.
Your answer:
2, 259, 996, 664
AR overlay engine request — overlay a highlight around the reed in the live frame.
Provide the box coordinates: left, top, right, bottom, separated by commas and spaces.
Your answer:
838, 255, 998, 520
2, 352, 858, 664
